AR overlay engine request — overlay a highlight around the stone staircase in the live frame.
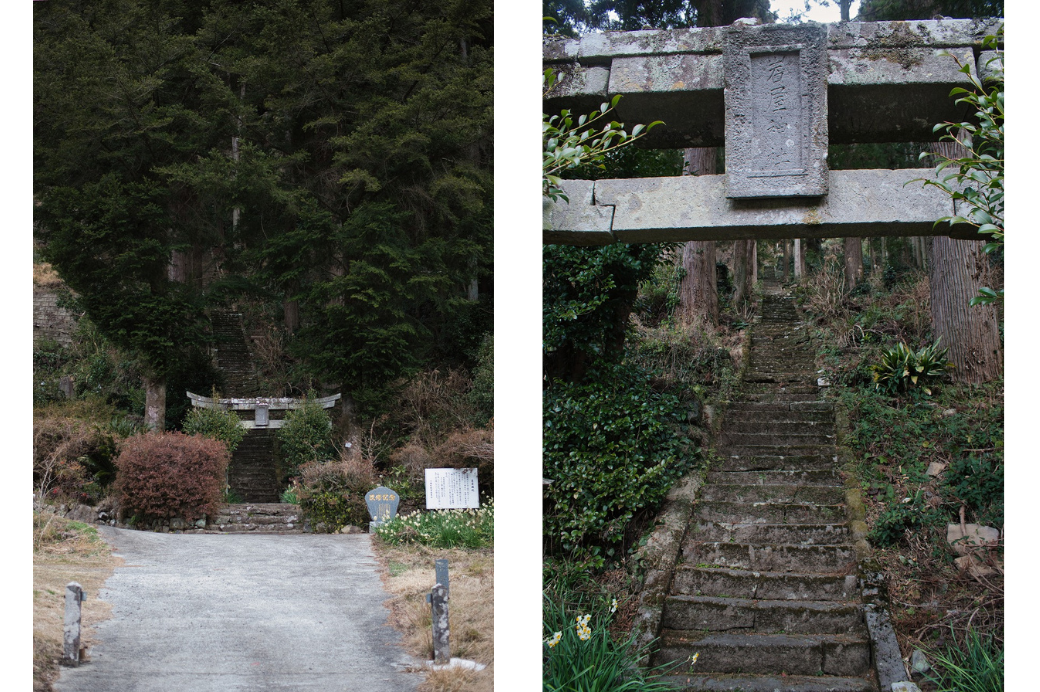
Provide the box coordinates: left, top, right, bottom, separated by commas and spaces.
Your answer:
210, 310, 281, 503
211, 311, 260, 397
654, 278, 877, 691
209, 503, 303, 533
228, 429, 281, 503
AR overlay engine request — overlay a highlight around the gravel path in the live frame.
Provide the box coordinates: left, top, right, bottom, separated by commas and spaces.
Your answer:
56, 526, 421, 692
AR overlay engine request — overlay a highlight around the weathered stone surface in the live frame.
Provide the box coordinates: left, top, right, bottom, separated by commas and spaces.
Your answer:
544, 20, 993, 147
910, 648, 931, 674
542, 181, 615, 246
63, 582, 84, 666
824, 18, 1002, 50
978, 50, 1002, 82
864, 603, 908, 689
544, 169, 978, 245
724, 23, 829, 198
891, 682, 924, 692
946, 523, 1000, 555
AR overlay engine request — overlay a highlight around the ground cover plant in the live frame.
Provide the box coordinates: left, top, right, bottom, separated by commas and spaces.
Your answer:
796, 243, 1003, 689
376, 502, 493, 550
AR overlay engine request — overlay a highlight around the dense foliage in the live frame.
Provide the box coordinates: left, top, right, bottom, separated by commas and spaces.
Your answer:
182, 407, 247, 454
543, 362, 693, 562
277, 398, 336, 474
115, 432, 230, 523
34, 0, 493, 412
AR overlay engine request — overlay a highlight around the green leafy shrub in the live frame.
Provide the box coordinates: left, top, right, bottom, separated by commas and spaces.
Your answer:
945, 455, 1004, 529
182, 407, 246, 454
296, 456, 377, 532
871, 340, 950, 394
543, 362, 694, 563
114, 432, 229, 523
868, 495, 940, 548
277, 396, 336, 474
376, 502, 493, 549
633, 260, 684, 326
925, 627, 1003, 692
543, 589, 680, 691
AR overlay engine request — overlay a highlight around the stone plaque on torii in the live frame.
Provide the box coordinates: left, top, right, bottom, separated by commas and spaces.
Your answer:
543, 18, 1003, 245
186, 391, 341, 429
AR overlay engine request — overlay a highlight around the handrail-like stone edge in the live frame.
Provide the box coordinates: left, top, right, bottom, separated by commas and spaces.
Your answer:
629, 470, 704, 667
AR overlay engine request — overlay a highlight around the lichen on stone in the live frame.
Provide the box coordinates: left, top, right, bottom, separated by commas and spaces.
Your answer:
861, 22, 926, 69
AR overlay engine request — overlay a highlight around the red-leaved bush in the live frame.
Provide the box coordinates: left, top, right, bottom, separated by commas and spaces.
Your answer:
115, 432, 229, 523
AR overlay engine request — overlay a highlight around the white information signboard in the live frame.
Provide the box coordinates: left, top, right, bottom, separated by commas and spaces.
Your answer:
424, 468, 479, 509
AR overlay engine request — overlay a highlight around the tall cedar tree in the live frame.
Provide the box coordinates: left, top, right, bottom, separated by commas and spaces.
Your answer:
35, 0, 493, 420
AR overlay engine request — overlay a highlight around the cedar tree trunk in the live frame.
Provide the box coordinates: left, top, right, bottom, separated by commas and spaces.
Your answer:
678, 148, 718, 324
844, 237, 862, 290
144, 375, 166, 432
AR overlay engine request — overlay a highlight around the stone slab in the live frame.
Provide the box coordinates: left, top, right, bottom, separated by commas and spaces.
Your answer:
724, 23, 829, 198
544, 20, 995, 146
544, 169, 980, 244
542, 181, 615, 246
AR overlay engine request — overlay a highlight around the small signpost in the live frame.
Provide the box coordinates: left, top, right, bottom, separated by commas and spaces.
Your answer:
425, 559, 451, 665
365, 486, 400, 532
424, 468, 479, 509
63, 582, 86, 666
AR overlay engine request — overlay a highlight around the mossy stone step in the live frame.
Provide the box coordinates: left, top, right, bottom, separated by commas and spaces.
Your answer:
724, 420, 833, 435
692, 520, 850, 545
662, 594, 864, 635
694, 500, 845, 525
714, 453, 837, 472
670, 566, 860, 602
699, 483, 845, 505
705, 469, 843, 487
654, 631, 872, 677
720, 432, 836, 447
658, 673, 877, 692
681, 540, 857, 574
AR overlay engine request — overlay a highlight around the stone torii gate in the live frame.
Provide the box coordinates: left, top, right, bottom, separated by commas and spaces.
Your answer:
543, 18, 1002, 245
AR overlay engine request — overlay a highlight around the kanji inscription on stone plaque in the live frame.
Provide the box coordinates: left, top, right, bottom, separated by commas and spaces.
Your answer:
724, 23, 828, 198
365, 486, 400, 523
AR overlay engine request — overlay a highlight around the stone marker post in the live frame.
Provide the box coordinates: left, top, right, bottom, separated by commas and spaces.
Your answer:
430, 583, 450, 665
63, 582, 85, 666
435, 559, 449, 598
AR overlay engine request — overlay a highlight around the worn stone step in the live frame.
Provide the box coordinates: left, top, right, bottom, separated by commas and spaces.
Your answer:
694, 500, 845, 525
671, 566, 860, 602
715, 454, 837, 472
700, 484, 845, 505
727, 402, 833, 414
681, 541, 857, 574
725, 421, 834, 435
662, 595, 864, 635
654, 631, 872, 677
741, 394, 824, 404
706, 469, 842, 486
720, 432, 836, 447
210, 523, 302, 533
718, 444, 835, 459
658, 673, 876, 692
691, 521, 850, 545
724, 412, 834, 426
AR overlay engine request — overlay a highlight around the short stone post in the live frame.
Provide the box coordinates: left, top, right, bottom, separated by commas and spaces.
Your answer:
430, 583, 449, 665
435, 559, 449, 598
63, 582, 85, 666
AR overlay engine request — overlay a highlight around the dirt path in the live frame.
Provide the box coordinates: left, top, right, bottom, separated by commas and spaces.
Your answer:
55, 526, 421, 692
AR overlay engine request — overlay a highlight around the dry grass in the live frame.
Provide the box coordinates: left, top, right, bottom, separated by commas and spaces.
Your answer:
373, 541, 493, 692
34, 263, 63, 289
33, 511, 119, 691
